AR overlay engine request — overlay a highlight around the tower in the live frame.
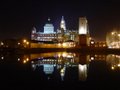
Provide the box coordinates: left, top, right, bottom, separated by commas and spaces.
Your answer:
79, 17, 88, 35
31, 27, 37, 40
78, 17, 90, 47
60, 16, 66, 32
57, 16, 67, 42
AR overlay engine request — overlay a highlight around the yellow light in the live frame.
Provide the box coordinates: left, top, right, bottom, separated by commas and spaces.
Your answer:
62, 52, 67, 57
103, 44, 106, 47
23, 60, 27, 64
111, 32, 115, 35
118, 34, 120, 37
26, 58, 29, 61
89, 37, 91, 40
26, 42, 29, 45
61, 68, 64, 73
117, 64, 120, 67
62, 43, 67, 47
111, 66, 114, 70
58, 43, 61, 46
23, 39, 27, 43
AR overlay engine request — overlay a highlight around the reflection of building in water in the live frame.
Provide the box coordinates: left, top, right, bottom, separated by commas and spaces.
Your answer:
43, 64, 54, 74
31, 52, 78, 81
90, 54, 106, 61
77, 54, 89, 64
107, 54, 120, 70
60, 66, 66, 81
78, 64, 88, 81
77, 54, 89, 81
29, 52, 91, 81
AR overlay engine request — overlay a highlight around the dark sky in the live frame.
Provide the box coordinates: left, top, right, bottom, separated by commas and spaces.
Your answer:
0, 0, 120, 41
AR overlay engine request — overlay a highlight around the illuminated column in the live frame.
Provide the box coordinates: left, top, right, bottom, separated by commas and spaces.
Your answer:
60, 16, 66, 32
78, 17, 90, 46
79, 17, 88, 35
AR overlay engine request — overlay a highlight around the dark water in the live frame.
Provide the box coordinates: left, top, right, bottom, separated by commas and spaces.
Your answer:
0, 52, 120, 89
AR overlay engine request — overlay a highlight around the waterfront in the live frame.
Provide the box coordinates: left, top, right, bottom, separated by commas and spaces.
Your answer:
0, 51, 120, 89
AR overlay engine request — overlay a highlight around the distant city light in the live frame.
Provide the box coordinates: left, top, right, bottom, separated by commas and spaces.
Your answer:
23, 60, 27, 64
23, 39, 27, 43
26, 58, 29, 61
1, 42, 4, 46
26, 42, 29, 45
91, 57, 94, 60
111, 66, 114, 70
1, 56, 4, 60
18, 42, 20, 45
90, 41, 95, 44
18, 58, 20, 61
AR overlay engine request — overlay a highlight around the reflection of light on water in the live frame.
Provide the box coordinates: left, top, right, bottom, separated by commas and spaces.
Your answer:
78, 64, 87, 81
18, 58, 20, 61
26, 58, 29, 61
90, 57, 94, 60
60, 67, 66, 81
1, 56, 4, 60
118, 64, 120, 67
22, 57, 30, 64
107, 54, 120, 70
62, 52, 67, 57
111, 66, 115, 70
43, 64, 54, 74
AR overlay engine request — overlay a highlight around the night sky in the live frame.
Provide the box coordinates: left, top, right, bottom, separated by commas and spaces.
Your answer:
0, 0, 120, 41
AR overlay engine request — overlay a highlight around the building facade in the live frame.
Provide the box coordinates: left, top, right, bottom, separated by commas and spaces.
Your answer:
31, 18, 57, 42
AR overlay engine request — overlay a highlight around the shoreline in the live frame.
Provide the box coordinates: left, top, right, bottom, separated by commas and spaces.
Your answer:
0, 47, 120, 54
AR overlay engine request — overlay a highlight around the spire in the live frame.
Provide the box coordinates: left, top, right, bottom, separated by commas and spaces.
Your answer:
62, 16, 64, 21
60, 16, 66, 31
32, 27, 36, 33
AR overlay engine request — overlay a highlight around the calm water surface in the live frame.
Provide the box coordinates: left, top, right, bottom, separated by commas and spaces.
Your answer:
0, 52, 120, 89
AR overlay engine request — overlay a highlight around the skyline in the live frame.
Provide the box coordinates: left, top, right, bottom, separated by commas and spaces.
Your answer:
0, 0, 120, 41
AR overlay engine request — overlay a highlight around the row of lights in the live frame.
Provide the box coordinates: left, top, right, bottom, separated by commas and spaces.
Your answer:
0, 39, 29, 48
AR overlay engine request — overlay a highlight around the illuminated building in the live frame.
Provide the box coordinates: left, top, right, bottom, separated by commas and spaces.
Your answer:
31, 16, 91, 45
78, 17, 90, 46
57, 16, 78, 42
60, 16, 66, 32
31, 18, 57, 41
106, 31, 120, 48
